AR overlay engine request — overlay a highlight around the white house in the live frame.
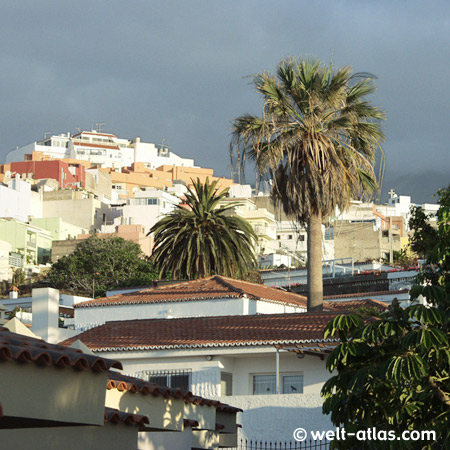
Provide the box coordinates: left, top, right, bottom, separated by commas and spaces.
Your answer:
74, 275, 309, 330
0, 324, 240, 450
63, 311, 339, 442
120, 188, 181, 234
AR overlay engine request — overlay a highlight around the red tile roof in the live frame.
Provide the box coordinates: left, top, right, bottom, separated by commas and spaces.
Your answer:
0, 328, 122, 372
107, 372, 242, 412
75, 275, 308, 309
104, 407, 149, 427
108, 372, 190, 400
326, 299, 389, 312
324, 289, 408, 300
61, 312, 338, 351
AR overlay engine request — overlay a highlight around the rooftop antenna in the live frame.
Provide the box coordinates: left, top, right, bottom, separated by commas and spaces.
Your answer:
95, 123, 106, 133
44, 131, 51, 139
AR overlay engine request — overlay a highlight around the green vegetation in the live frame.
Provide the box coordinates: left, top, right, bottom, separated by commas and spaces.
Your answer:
45, 235, 159, 297
321, 187, 450, 449
231, 56, 385, 311
149, 178, 257, 280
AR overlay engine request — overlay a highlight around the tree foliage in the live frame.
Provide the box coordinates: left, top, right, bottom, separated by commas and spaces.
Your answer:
321, 186, 450, 449
149, 178, 257, 280
45, 235, 159, 297
230, 56, 385, 310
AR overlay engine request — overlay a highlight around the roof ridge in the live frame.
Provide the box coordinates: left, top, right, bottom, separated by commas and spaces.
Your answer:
219, 275, 307, 300
99, 310, 339, 325
212, 275, 246, 297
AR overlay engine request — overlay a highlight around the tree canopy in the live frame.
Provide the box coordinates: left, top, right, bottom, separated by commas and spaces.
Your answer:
230, 56, 385, 311
45, 235, 159, 297
149, 178, 257, 280
321, 186, 450, 449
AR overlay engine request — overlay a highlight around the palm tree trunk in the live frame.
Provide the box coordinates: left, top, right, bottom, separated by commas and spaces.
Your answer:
307, 212, 323, 312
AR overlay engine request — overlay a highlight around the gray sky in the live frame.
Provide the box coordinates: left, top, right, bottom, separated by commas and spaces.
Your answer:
1, 1, 449, 203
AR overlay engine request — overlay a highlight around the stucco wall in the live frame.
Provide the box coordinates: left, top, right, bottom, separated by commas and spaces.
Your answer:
75, 297, 248, 328
217, 393, 332, 442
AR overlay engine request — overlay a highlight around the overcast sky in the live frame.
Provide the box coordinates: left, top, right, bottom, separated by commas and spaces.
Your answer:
1, 1, 449, 203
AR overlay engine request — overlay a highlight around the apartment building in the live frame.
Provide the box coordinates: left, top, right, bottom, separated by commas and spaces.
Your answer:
6, 130, 195, 170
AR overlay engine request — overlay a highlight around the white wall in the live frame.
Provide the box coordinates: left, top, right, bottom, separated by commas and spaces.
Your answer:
0, 240, 12, 281
75, 297, 308, 329
75, 297, 248, 329
219, 393, 332, 443
93, 346, 333, 443
123, 190, 180, 234
0, 177, 32, 222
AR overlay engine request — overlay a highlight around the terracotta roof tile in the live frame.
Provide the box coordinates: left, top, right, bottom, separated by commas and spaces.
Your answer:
107, 372, 191, 400
326, 299, 389, 312
0, 328, 122, 372
216, 404, 243, 414
75, 275, 308, 309
107, 372, 237, 410
62, 312, 339, 351
104, 407, 149, 427
324, 289, 408, 300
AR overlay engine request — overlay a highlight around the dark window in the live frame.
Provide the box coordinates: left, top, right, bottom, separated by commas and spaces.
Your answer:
146, 369, 191, 391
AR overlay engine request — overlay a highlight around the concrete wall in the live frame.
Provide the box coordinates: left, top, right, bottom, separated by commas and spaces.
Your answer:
51, 239, 79, 262
85, 168, 113, 199
0, 422, 139, 450
42, 195, 111, 231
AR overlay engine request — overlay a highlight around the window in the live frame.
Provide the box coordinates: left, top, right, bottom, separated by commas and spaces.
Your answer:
299, 235, 305, 242
277, 235, 281, 240
221, 372, 233, 396
253, 373, 303, 395
145, 369, 191, 391
288, 235, 293, 240
282, 375, 303, 394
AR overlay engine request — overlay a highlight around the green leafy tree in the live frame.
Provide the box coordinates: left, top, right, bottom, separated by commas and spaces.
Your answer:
321, 187, 450, 449
149, 178, 257, 280
231, 57, 385, 311
45, 235, 159, 297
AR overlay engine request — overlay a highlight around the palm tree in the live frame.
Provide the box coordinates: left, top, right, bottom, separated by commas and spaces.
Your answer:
148, 178, 257, 280
231, 57, 385, 311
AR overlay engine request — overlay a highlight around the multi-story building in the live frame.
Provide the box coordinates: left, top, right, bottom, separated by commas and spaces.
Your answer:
0, 218, 53, 280
219, 198, 278, 255
5, 160, 85, 189
6, 130, 195, 170
0, 175, 40, 222
42, 189, 111, 232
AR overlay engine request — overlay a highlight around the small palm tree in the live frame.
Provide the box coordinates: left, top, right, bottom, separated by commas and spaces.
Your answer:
231, 57, 385, 311
148, 178, 257, 280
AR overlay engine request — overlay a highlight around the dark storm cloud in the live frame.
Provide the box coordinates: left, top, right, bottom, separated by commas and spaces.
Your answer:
1, 0, 449, 203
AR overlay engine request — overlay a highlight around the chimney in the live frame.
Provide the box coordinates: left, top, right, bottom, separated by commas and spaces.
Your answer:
9, 285, 19, 299
32, 288, 59, 343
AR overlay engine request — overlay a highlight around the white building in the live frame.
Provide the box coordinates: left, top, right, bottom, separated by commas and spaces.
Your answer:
74, 275, 309, 330
64, 310, 337, 442
0, 175, 42, 222
120, 188, 181, 235
6, 130, 195, 170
